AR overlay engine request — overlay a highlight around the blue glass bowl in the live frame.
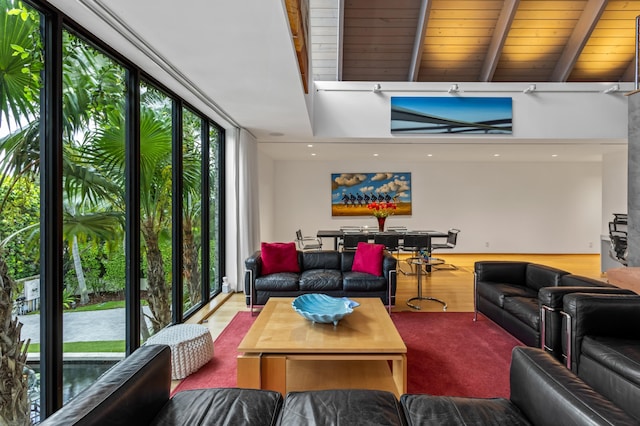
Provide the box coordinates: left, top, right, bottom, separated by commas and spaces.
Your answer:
292, 294, 358, 326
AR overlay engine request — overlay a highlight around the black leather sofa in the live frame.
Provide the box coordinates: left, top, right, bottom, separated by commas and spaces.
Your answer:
39, 344, 639, 425
245, 250, 397, 313
39, 344, 284, 426
401, 346, 638, 425
563, 292, 640, 422
474, 261, 631, 359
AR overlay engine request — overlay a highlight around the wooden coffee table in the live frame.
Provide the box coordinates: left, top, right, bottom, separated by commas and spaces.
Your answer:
237, 297, 407, 397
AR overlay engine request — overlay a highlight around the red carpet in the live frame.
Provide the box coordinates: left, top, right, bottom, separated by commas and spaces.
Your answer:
173, 311, 522, 398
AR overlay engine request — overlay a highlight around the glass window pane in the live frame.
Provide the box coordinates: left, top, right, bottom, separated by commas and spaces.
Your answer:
60, 30, 127, 405
209, 125, 220, 296
0, 1, 42, 422
139, 82, 173, 338
182, 108, 202, 313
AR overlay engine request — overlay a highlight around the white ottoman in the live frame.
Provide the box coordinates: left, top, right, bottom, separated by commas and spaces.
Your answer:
145, 324, 214, 380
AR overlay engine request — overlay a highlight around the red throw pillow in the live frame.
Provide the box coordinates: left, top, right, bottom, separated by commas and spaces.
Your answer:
260, 242, 300, 275
352, 242, 384, 277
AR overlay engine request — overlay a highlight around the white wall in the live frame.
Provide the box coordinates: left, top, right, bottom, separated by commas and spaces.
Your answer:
261, 158, 603, 253
258, 150, 276, 243
602, 150, 628, 233
313, 82, 630, 140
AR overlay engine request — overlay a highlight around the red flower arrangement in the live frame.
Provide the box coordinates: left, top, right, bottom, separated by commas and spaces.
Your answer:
367, 201, 397, 218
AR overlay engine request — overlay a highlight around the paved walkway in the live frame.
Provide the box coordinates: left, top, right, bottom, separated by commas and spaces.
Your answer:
18, 307, 151, 344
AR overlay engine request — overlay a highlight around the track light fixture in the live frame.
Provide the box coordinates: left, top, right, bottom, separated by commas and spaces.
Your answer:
523, 84, 536, 94
373, 83, 382, 93
448, 84, 459, 94
603, 84, 620, 94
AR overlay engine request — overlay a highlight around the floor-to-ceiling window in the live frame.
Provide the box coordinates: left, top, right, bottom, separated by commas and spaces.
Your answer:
139, 83, 174, 337
182, 107, 203, 313
0, 1, 226, 422
61, 29, 128, 402
209, 124, 223, 296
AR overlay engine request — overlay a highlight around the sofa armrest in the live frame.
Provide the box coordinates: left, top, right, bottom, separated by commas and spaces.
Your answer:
382, 252, 397, 284
244, 250, 262, 306
563, 293, 640, 372
474, 261, 529, 286
510, 347, 637, 426
539, 286, 635, 310
40, 344, 171, 426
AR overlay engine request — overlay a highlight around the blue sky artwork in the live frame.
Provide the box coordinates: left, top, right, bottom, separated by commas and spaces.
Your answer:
391, 96, 512, 134
331, 172, 411, 208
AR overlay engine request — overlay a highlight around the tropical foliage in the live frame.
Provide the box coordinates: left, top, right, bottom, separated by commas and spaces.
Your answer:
1, 0, 216, 423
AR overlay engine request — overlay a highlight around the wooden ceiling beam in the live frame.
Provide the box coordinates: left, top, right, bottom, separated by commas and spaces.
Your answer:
338, 0, 345, 81
479, 0, 520, 82
550, 0, 608, 82
408, 0, 431, 81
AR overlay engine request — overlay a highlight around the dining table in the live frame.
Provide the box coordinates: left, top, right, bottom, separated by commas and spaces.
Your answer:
316, 229, 448, 252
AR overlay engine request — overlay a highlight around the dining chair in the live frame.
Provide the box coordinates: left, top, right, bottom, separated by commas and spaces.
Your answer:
295, 229, 323, 251
429, 228, 460, 270
341, 234, 369, 251
373, 232, 401, 258
399, 233, 430, 275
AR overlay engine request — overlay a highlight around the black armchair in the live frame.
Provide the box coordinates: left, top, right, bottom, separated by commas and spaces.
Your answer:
562, 293, 640, 421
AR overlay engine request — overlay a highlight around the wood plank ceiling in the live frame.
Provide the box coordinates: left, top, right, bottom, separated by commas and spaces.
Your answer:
340, 0, 640, 82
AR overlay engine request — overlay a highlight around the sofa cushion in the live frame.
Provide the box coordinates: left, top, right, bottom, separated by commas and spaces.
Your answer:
152, 388, 283, 426
255, 273, 299, 291
400, 395, 529, 426
352, 242, 384, 277
525, 264, 568, 291
299, 269, 342, 291
581, 336, 640, 387
503, 296, 540, 330
301, 250, 341, 270
477, 283, 537, 308
343, 271, 387, 292
278, 389, 405, 426
261, 242, 300, 275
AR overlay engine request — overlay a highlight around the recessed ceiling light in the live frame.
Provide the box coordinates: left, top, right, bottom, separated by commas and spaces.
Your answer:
493, 154, 500, 157
427, 154, 433, 157
311, 153, 316, 156
307, 144, 313, 148
551, 154, 558, 157
373, 153, 379, 157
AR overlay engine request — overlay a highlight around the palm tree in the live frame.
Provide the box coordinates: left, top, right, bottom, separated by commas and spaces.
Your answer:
90, 105, 174, 333
0, 1, 40, 423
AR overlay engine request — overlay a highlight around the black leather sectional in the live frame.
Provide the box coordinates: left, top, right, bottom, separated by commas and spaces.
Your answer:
474, 260, 634, 360
244, 250, 397, 312
39, 343, 639, 425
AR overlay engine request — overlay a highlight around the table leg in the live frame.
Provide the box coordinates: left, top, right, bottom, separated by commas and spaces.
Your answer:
406, 261, 447, 311
237, 354, 262, 389
262, 355, 287, 396
392, 354, 407, 395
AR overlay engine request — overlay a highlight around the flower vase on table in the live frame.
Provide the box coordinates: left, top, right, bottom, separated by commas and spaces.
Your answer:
367, 201, 397, 233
